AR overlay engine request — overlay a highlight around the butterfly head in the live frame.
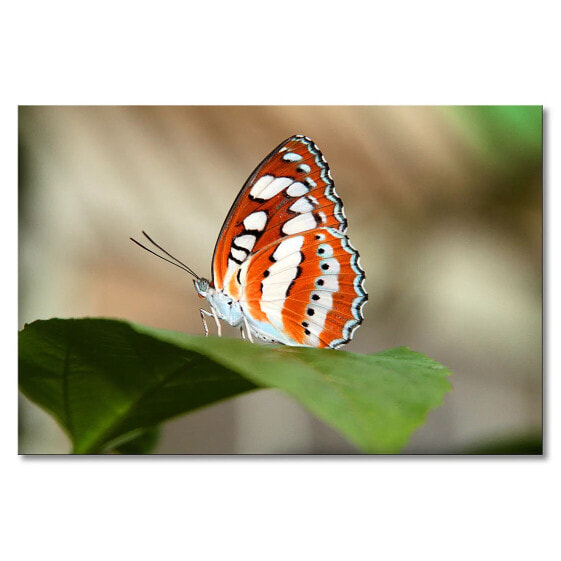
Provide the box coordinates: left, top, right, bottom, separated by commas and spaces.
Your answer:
193, 277, 211, 299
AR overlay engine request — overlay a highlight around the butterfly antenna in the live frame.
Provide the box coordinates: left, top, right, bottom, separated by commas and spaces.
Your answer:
130, 231, 200, 279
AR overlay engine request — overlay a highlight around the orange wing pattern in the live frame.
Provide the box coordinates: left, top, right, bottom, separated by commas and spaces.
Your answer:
212, 136, 347, 291
209, 135, 367, 348
239, 228, 367, 349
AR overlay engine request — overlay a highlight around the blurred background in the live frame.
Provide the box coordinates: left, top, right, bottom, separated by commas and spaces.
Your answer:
18, 106, 542, 454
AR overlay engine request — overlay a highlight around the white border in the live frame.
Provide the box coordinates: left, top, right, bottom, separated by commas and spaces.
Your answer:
4, 2, 558, 560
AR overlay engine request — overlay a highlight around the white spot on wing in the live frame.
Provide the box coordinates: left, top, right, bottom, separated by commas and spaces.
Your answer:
224, 258, 240, 285
272, 236, 304, 261
261, 237, 304, 328
304, 331, 320, 346
238, 260, 250, 288
282, 152, 303, 162
230, 247, 247, 262
234, 234, 256, 252
281, 212, 317, 235
319, 256, 340, 274
243, 211, 268, 231
316, 275, 339, 291
262, 270, 297, 301
307, 291, 332, 323
310, 291, 333, 309
249, 175, 274, 199
317, 243, 334, 258
289, 197, 316, 214
251, 176, 293, 200
286, 182, 309, 197
301, 289, 335, 345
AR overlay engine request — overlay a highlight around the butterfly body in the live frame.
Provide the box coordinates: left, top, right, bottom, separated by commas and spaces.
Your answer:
202, 285, 244, 327
195, 275, 306, 345
133, 135, 367, 349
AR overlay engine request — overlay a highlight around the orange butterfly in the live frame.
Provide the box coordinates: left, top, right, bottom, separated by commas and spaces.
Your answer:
132, 135, 367, 348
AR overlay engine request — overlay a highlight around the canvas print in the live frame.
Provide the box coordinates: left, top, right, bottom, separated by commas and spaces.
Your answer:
18, 106, 543, 454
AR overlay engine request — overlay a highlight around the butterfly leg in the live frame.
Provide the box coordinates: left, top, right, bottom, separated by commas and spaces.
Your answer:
242, 316, 254, 343
199, 308, 211, 336
211, 307, 222, 337
240, 326, 246, 340
199, 308, 222, 337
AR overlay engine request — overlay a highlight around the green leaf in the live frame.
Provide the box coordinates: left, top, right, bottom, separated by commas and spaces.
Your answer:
18, 318, 258, 454
19, 318, 452, 454
110, 426, 161, 454
442, 105, 542, 169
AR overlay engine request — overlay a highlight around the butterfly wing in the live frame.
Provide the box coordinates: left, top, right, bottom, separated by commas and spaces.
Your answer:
237, 227, 367, 348
211, 135, 348, 292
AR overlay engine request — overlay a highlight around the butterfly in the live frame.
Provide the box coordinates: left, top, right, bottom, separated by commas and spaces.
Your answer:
131, 135, 367, 349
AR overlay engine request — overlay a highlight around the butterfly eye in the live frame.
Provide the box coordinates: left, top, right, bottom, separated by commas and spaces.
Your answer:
193, 278, 210, 297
